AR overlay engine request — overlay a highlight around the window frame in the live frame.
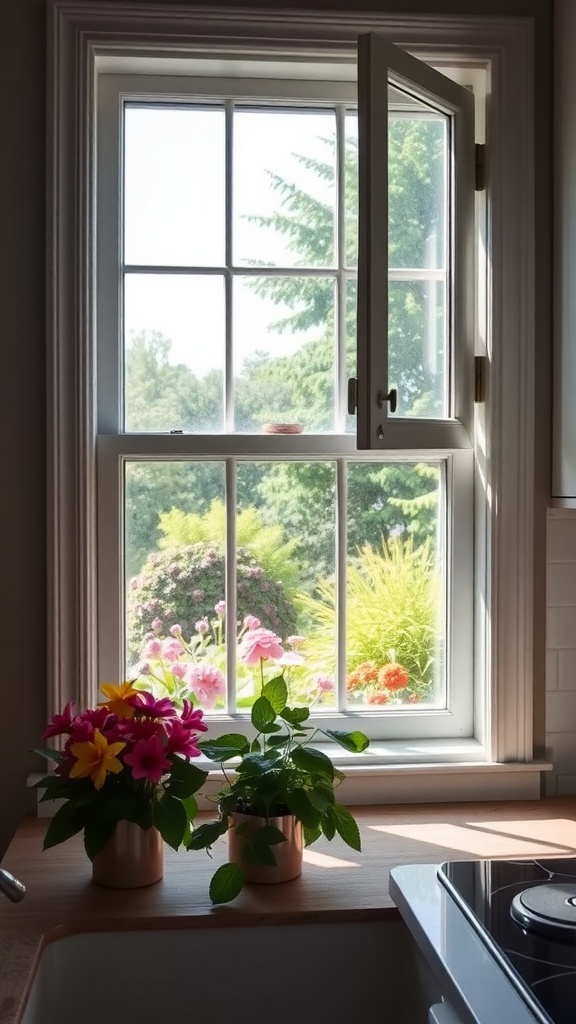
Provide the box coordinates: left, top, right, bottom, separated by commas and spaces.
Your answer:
48, 2, 542, 799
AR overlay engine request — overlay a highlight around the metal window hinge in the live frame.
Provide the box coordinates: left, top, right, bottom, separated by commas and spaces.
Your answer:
475, 143, 486, 192
474, 355, 487, 402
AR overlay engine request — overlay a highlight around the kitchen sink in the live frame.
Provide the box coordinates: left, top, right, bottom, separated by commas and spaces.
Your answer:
20, 919, 427, 1023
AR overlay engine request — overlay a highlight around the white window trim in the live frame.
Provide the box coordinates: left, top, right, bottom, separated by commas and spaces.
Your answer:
47, 2, 543, 797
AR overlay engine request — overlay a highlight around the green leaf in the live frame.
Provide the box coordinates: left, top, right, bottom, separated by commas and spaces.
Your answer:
42, 800, 87, 850
332, 804, 362, 852
250, 738, 262, 753
209, 862, 245, 905
83, 819, 118, 861
262, 675, 288, 714
241, 842, 277, 867
284, 788, 321, 829
321, 729, 370, 754
235, 823, 286, 847
265, 733, 291, 747
153, 794, 188, 851
303, 825, 322, 848
291, 745, 335, 780
321, 806, 336, 841
235, 751, 281, 775
165, 758, 208, 799
187, 818, 228, 851
251, 695, 276, 732
280, 706, 310, 726
198, 735, 250, 762
32, 746, 65, 763
180, 795, 199, 824
259, 722, 282, 734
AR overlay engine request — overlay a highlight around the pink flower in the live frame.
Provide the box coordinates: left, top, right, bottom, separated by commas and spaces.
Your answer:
239, 627, 285, 666
137, 661, 151, 676
142, 638, 162, 658
129, 691, 177, 719
169, 624, 182, 636
180, 698, 208, 733
42, 701, 75, 739
277, 651, 305, 666
165, 720, 202, 758
69, 707, 113, 742
170, 662, 188, 679
195, 617, 210, 634
243, 614, 261, 630
124, 735, 171, 782
214, 601, 226, 616
151, 618, 163, 631
185, 664, 225, 709
124, 717, 163, 743
161, 637, 184, 660
314, 673, 334, 692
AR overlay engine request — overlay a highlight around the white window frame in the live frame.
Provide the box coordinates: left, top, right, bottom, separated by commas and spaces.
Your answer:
47, 2, 544, 801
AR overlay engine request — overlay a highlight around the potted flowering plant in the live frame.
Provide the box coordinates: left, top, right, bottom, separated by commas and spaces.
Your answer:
187, 626, 370, 905
35, 682, 208, 886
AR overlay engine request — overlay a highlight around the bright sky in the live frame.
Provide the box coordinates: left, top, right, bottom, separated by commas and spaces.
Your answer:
123, 106, 343, 378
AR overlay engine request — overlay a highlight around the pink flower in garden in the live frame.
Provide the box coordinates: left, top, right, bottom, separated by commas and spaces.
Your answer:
165, 720, 202, 759
214, 600, 226, 616
137, 661, 151, 675
286, 635, 306, 647
314, 673, 334, 692
277, 651, 305, 667
124, 735, 171, 783
142, 637, 162, 658
151, 618, 163, 631
239, 627, 285, 666
185, 664, 225, 709
243, 614, 261, 631
170, 662, 188, 679
195, 617, 210, 634
180, 698, 208, 733
161, 637, 184, 661
42, 700, 75, 739
129, 691, 177, 719
169, 624, 182, 636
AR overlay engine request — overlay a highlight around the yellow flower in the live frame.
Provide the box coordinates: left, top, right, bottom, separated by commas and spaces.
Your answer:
69, 729, 126, 790
98, 680, 139, 719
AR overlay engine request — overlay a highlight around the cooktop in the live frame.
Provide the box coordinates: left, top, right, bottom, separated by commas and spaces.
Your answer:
438, 858, 576, 1024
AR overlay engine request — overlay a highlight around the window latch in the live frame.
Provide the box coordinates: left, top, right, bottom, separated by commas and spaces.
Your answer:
347, 377, 357, 415
377, 387, 397, 412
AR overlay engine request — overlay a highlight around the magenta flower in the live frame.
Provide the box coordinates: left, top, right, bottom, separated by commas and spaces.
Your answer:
239, 627, 285, 666
124, 735, 171, 782
42, 701, 75, 739
185, 664, 225, 709
161, 637, 184, 660
124, 717, 163, 742
68, 706, 112, 742
243, 614, 261, 630
314, 673, 335, 692
129, 691, 177, 719
180, 699, 208, 733
165, 720, 202, 758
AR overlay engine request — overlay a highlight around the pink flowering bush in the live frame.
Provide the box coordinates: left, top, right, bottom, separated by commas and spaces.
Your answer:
126, 542, 298, 662
35, 683, 208, 858
131, 608, 335, 714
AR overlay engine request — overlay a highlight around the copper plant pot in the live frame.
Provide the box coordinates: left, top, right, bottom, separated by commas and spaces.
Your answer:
92, 821, 163, 889
228, 812, 303, 884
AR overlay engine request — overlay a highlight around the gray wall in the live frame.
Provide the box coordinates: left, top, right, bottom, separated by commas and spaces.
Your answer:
0, 0, 552, 857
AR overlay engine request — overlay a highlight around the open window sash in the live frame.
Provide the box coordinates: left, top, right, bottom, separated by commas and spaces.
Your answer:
356, 33, 475, 451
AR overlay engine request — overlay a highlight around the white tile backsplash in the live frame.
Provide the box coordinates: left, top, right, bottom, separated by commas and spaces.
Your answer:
546, 511, 576, 794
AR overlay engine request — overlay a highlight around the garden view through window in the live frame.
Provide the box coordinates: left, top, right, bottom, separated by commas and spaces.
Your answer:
121, 97, 451, 720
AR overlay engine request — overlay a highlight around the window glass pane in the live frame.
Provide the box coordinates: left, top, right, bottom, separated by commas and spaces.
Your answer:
345, 461, 445, 709
124, 105, 225, 267
125, 461, 227, 713
389, 112, 447, 270
233, 108, 336, 268
124, 274, 225, 432
237, 461, 337, 710
233, 276, 335, 432
345, 277, 357, 433
388, 279, 447, 418
344, 112, 358, 268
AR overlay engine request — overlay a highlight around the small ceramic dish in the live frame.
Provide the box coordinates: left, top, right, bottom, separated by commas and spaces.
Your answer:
263, 423, 304, 434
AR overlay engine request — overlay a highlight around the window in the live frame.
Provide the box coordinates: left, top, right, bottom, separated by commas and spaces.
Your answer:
49, 5, 540, 799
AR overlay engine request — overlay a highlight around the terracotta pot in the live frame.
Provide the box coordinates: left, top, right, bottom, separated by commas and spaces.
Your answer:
228, 812, 303, 884
92, 821, 163, 889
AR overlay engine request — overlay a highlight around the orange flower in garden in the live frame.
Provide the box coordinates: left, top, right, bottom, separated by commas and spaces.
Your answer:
378, 662, 409, 692
346, 671, 362, 691
357, 661, 379, 682
368, 692, 389, 705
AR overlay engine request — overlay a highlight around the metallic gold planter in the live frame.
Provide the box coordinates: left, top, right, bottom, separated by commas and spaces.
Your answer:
228, 812, 303, 884
92, 822, 163, 889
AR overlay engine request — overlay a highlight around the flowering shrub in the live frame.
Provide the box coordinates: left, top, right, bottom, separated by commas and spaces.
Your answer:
346, 660, 411, 705
126, 542, 298, 662
131, 609, 335, 714
35, 683, 208, 857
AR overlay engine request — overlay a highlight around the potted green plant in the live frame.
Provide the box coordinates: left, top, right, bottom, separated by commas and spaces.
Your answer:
188, 627, 369, 904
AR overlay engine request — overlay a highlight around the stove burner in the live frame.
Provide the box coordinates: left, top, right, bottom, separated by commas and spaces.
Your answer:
511, 882, 576, 941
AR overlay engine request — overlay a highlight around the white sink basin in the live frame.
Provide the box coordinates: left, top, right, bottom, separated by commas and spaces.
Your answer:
21, 920, 421, 1023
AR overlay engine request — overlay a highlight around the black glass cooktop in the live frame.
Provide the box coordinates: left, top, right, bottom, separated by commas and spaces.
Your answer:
439, 859, 576, 1024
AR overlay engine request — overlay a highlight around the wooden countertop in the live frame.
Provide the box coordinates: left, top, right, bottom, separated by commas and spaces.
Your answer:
2, 799, 576, 1023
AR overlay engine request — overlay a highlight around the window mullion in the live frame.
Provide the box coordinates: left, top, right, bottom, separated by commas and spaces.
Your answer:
226, 459, 237, 713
